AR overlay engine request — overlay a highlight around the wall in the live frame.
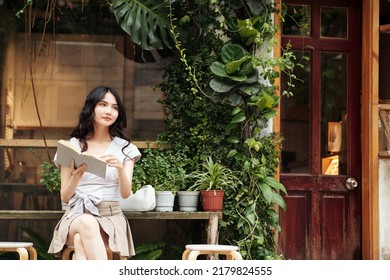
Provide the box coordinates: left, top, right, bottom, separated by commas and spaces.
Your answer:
378, 158, 390, 259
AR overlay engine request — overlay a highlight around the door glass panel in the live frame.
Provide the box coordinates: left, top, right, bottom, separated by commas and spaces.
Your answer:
320, 7, 348, 38
283, 4, 311, 37
281, 51, 311, 173
320, 52, 348, 175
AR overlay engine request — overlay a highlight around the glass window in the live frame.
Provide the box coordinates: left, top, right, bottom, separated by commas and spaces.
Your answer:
320, 52, 348, 175
281, 50, 311, 173
283, 4, 311, 37
320, 7, 348, 38
0, 1, 165, 209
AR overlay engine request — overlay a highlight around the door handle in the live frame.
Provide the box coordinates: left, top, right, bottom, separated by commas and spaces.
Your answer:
346, 177, 358, 190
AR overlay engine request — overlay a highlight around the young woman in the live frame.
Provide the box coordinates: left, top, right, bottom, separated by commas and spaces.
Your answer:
48, 86, 141, 260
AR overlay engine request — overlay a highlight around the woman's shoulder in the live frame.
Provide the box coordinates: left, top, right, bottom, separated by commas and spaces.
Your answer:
112, 136, 129, 147
112, 137, 141, 161
112, 137, 139, 150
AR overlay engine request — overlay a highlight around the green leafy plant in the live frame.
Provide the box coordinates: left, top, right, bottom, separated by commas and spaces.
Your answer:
188, 156, 241, 191
209, 43, 259, 106
28, 148, 60, 193
38, 161, 61, 193
112, 0, 175, 50
21, 226, 56, 260
133, 149, 189, 193
130, 241, 165, 260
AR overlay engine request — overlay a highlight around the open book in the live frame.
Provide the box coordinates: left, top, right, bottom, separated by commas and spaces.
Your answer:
56, 140, 107, 178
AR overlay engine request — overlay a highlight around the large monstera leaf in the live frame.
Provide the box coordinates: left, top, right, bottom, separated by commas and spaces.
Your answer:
113, 0, 174, 50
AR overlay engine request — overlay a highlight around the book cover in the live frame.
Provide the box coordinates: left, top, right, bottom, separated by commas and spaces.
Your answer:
56, 140, 107, 178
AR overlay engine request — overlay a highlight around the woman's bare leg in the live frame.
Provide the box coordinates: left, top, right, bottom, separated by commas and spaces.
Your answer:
67, 214, 108, 260
72, 233, 87, 260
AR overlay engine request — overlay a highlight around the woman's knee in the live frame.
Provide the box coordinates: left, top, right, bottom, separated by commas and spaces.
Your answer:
72, 215, 100, 235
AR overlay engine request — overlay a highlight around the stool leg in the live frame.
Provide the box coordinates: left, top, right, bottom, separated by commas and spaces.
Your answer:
188, 250, 201, 260
62, 247, 73, 260
106, 248, 113, 260
182, 249, 191, 260
27, 247, 38, 260
16, 248, 29, 260
227, 251, 242, 260
232, 251, 242, 260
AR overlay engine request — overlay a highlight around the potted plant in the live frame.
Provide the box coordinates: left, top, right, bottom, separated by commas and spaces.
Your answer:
175, 161, 200, 212
188, 156, 241, 212
134, 149, 185, 212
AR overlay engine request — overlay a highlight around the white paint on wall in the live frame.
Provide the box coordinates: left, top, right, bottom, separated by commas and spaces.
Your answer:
378, 159, 390, 259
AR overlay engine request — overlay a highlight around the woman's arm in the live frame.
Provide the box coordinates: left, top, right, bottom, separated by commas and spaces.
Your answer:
60, 160, 87, 203
102, 155, 134, 198
117, 159, 135, 198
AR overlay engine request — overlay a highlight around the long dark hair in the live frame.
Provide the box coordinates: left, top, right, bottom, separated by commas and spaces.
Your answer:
70, 86, 131, 152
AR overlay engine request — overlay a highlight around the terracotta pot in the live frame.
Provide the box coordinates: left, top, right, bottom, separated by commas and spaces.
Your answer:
200, 190, 224, 211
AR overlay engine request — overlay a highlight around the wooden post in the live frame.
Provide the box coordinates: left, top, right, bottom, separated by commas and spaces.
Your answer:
206, 213, 219, 260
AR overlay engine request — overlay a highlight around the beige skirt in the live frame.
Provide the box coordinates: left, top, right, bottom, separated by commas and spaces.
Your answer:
48, 201, 135, 258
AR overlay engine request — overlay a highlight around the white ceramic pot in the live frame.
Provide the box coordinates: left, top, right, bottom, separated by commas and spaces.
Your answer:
154, 191, 175, 212
178, 191, 200, 211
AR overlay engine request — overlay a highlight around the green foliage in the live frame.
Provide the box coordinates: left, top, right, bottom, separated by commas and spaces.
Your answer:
21, 226, 56, 260
188, 156, 241, 191
38, 161, 61, 193
209, 43, 259, 106
28, 148, 60, 193
133, 149, 190, 192
113, 0, 174, 50
130, 241, 165, 260
158, 56, 236, 166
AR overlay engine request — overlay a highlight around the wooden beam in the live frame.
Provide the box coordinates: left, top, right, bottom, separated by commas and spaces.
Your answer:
0, 210, 222, 220
361, 0, 380, 260
0, 139, 159, 149
379, 24, 390, 33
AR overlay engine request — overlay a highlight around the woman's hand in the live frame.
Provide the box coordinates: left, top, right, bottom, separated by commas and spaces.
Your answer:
101, 154, 123, 170
71, 159, 87, 179
60, 159, 87, 203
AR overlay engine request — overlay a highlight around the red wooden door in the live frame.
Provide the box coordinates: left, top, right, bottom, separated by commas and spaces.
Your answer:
279, 0, 362, 259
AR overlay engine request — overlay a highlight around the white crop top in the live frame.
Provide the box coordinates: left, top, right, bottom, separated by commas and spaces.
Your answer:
54, 137, 141, 217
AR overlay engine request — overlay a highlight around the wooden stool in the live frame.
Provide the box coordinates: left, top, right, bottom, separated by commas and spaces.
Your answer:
0, 242, 37, 260
182, 244, 242, 260
62, 246, 127, 260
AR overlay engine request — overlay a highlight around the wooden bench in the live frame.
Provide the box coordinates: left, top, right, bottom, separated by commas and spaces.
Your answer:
0, 210, 222, 245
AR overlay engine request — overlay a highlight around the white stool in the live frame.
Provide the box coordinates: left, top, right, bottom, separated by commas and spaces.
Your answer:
182, 244, 242, 260
0, 242, 37, 260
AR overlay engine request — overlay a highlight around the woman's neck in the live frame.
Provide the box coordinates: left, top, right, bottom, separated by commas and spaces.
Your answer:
88, 126, 112, 142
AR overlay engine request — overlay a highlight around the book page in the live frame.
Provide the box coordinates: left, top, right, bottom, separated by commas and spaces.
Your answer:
56, 140, 107, 178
